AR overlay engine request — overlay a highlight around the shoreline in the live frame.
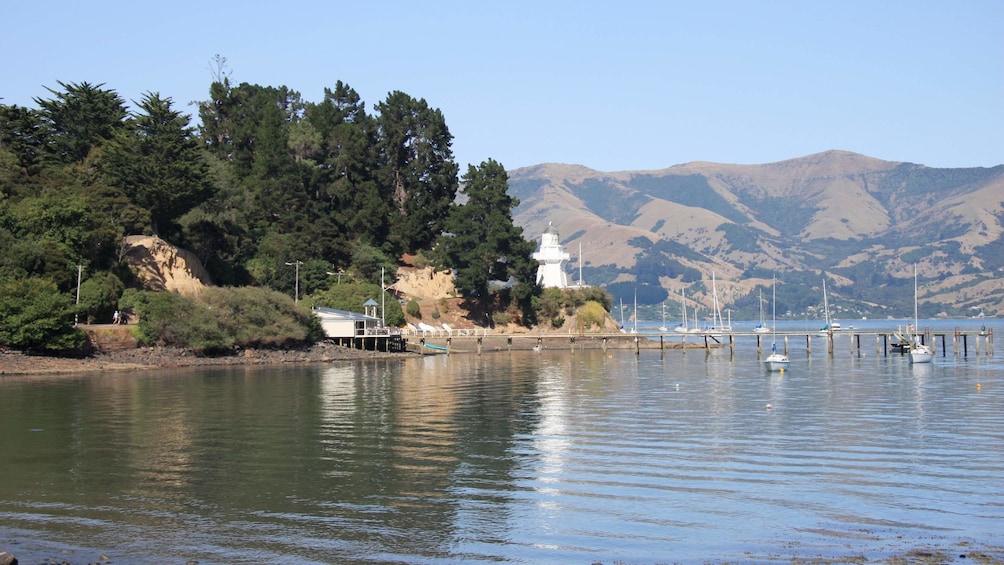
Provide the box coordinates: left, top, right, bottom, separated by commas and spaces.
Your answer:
0, 342, 406, 376
0, 334, 701, 377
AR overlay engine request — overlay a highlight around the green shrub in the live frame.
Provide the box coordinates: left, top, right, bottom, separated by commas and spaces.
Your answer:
120, 287, 322, 351
406, 299, 421, 318
576, 301, 609, 331
79, 272, 125, 324
200, 286, 321, 346
0, 277, 87, 352
492, 311, 512, 326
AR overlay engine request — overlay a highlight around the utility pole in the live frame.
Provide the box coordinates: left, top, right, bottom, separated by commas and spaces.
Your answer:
74, 264, 82, 326
326, 269, 344, 285
579, 241, 584, 286
380, 267, 399, 328
285, 260, 303, 303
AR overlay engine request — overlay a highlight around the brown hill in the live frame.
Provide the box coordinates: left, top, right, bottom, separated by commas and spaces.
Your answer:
508, 150, 1004, 316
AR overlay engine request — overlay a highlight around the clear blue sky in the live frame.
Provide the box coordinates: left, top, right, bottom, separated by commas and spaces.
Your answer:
3, 1, 1001, 171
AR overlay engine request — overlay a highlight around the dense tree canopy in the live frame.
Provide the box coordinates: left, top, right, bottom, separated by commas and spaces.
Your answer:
1, 77, 542, 351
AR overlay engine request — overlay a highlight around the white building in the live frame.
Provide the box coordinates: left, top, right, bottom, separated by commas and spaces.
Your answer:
532, 223, 570, 288
313, 307, 381, 339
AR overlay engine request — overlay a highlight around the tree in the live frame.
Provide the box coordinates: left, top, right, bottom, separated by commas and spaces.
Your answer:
350, 242, 397, 285
179, 152, 253, 285
101, 92, 214, 237
2, 191, 104, 284
33, 81, 127, 165
305, 83, 388, 259
375, 91, 458, 255
77, 271, 125, 324
433, 159, 537, 317
0, 103, 49, 175
311, 281, 405, 328
0, 277, 86, 351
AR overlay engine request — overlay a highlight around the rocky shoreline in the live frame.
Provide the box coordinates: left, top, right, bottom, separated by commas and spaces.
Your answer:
0, 342, 406, 376
0, 333, 681, 376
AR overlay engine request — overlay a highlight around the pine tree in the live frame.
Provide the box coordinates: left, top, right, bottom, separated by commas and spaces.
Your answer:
102, 93, 214, 238
34, 81, 127, 165
433, 159, 537, 316
375, 91, 458, 255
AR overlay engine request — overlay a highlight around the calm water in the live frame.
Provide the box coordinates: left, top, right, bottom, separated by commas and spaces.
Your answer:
2, 322, 1002, 564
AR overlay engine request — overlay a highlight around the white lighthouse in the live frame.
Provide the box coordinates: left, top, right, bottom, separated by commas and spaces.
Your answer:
532, 223, 570, 288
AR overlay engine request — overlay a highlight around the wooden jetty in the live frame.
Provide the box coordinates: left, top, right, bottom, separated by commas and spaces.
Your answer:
402, 327, 994, 357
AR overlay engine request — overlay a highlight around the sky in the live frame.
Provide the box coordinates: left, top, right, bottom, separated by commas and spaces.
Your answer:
3, 1, 1001, 171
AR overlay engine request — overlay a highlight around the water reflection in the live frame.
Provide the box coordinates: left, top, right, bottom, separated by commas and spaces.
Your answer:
1, 348, 1002, 563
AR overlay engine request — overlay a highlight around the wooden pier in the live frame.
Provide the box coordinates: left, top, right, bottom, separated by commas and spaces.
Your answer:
403, 327, 994, 357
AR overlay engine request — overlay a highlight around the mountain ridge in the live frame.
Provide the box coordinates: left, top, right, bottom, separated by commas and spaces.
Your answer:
508, 150, 1004, 319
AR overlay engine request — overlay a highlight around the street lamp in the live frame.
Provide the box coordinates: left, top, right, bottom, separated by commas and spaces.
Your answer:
285, 260, 303, 303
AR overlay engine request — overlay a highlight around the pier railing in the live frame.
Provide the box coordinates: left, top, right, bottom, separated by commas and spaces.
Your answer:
402, 327, 994, 357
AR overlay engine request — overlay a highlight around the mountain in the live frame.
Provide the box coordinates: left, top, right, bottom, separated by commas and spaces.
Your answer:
508, 150, 1004, 320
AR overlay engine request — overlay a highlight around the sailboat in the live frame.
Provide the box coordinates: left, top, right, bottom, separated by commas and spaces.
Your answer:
764, 275, 790, 371
818, 279, 841, 332
689, 306, 702, 334
674, 289, 689, 333
754, 287, 771, 333
659, 301, 669, 333
909, 264, 934, 364
632, 290, 638, 334
704, 272, 732, 335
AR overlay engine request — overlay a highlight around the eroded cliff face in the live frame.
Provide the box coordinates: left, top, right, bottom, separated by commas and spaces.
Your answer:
122, 235, 211, 296
394, 264, 456, 300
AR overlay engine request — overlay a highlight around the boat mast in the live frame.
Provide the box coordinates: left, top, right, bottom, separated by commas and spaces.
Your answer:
772, 275, 778, 345
712, 272, 721, 328
633, 289, 638, 334
822, 278, 830, 328
913, 264, 919, 341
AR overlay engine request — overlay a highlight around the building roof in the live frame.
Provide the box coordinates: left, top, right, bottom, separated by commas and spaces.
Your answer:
313, 307, 378, 322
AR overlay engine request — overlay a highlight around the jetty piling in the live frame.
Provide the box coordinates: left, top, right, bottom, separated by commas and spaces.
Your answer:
398, 327, 993, 359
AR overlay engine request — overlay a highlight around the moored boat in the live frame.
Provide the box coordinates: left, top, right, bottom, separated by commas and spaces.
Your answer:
909, 264, 934, 364
764, 275, 789, 372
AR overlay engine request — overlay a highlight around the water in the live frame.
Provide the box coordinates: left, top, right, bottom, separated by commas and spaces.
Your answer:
2, 326, 1002, 564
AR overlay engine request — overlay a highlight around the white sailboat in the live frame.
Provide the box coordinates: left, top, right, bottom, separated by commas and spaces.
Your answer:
632, 290, 638, 334
674, 288, 689, 333
909, 264, 934, 364
704, 272, 732, 335
754, 287, 771, 333
659, 301, 669, 333
689, 306, 702, 334
764, 275, 790, 371
818, 278, 841, 332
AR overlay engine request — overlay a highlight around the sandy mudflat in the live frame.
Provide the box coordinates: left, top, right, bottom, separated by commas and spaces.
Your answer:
0, 343, 403, 376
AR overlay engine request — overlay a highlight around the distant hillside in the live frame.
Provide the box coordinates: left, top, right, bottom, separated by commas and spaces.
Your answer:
508, 150, 1004, 320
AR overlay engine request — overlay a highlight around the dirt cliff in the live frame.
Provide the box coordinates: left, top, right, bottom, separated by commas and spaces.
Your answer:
122, 235, 211, 296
